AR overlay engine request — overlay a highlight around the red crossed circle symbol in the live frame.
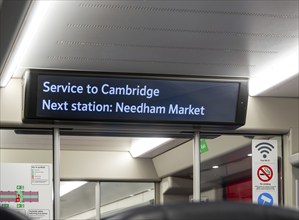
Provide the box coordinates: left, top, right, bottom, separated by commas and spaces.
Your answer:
257, 165, 273, 182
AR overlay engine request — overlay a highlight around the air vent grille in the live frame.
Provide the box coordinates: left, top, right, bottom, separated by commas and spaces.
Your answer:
47, 55, 255, 68
66, 24, 299, 39
78, 3, 298, 20
56, 40, 278, 55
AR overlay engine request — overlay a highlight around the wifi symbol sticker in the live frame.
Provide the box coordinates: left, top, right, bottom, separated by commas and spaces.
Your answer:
255, 142, 275, 158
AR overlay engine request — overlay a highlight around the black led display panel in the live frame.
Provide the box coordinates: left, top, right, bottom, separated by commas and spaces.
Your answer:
23, 70, 248, 127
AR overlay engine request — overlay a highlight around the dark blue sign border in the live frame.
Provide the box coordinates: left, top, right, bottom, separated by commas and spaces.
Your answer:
23, 69, 248, 128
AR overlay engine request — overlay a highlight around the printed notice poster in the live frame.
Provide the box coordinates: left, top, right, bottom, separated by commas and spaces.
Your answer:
0, 163, 52, 219
252, 140, 278, 206
31, 165, 50, 185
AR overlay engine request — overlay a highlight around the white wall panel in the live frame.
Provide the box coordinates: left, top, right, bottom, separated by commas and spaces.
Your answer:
0, 149, 159, 181
0, 79, 22, 124
60, 151, 159, 181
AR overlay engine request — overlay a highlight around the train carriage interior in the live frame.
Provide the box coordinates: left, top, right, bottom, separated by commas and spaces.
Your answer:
0, 1, 298, 219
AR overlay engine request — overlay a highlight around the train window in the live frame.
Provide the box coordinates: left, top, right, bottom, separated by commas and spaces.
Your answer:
59, 181, 155, 219
60, 181, 96, 219
100, 182, 155, 219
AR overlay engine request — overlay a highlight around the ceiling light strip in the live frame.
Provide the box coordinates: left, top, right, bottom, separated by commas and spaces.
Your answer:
130, 138, 172, 158
249, 48, 299, 96
0, 0, 51, 87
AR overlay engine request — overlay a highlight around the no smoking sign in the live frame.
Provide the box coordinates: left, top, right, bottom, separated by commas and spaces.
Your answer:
257, 165, 273, 182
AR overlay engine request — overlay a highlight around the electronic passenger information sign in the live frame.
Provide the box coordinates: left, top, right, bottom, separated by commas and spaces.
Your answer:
23, 70, 248, 126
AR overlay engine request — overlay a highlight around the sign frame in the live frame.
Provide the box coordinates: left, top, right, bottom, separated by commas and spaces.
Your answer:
23, 69, 248, 128
252, 140, 278, 206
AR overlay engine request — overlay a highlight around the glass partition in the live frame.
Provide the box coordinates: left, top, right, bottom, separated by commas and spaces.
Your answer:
165, 134, 284, 205
199, 134, 283, 204
0, 128, 284, 217
60, 181, 95, 219
100, 182, 155, 219
58, 181, 155, 219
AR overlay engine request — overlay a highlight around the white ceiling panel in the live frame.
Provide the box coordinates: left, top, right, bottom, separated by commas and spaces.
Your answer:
5, 0, 295, 93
